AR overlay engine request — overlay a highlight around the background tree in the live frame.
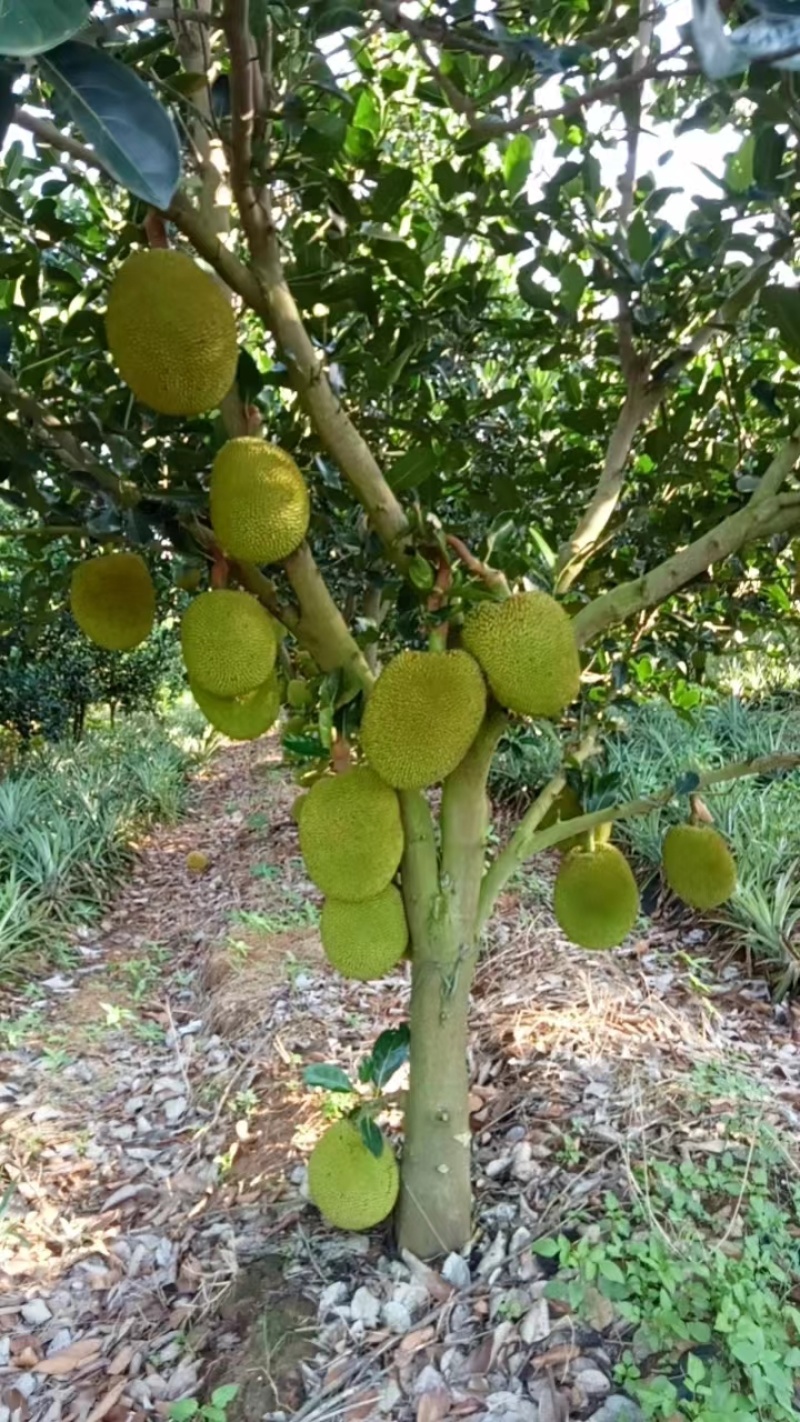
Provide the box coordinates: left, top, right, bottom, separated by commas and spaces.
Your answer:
1, 0, 799, 1258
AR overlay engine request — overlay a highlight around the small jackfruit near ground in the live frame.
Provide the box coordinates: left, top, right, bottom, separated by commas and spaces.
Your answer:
308, 1119, 399, 1231
299, 766, 404, 901
209, 439, 310, 565
105, 249, 238, 417
287, 678, 313, 710
554, 843, 640, 951
70, 552, 156, 651
181, 589, 278, 699
462, 591, 580, 718
321, 884, 409, 980
190, 674, 280, 741
361, 649, 486, 789
662, 824, 737, 910
185, 851, 210, 874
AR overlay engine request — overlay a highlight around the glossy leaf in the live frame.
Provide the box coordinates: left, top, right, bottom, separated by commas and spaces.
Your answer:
0, 0, 86, 57
503, 133, 533, 198
358, 1115, 384, 1158
303, 1064, 354, 1093
361, 1025, 410, 1089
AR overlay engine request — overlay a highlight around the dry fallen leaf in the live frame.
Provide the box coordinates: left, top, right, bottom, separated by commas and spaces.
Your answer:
85, 1379, 128, 1422
34, 1338, 103, 1376
417, 1389, 452, 1422
530, 1344, 581, 1371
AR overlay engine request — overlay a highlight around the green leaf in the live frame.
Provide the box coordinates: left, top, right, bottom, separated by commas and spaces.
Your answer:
725, 133, 755, 194
303, 1064, 354, 1093
352, 88, 380, 136
373, 237, 425, 290
753, 126, 786, 191
559, 261, 585, 315
628, 211, 651, 265
361, 1025, 410, 1089
388, 445, 438, 491
370, 166, 413, 220
761, 285, 800, 363
209, 1389, 239, 1411
503, 133, 533, 199
408, 554, 435, 591
598, 1257, 625, 1284
0, 0, 87, 57
38, 42, 181, 209
358, 1115, 384, 1158
169, 1403, 199, 1422
282, 734, 328, 758
517, 268, 552, 310
532, 1236, 560, 1257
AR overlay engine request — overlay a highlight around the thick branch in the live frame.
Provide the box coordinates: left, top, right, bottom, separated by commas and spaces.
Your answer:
283, 543, 373, 689
221, 0, 267, 249
480, 749, 800, 928
573, 490, 800, 646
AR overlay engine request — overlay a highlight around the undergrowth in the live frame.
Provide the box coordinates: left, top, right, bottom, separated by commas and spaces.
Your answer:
0, 710, 211, 983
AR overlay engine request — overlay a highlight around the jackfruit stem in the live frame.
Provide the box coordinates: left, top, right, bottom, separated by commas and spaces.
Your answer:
428, 628, 449, 653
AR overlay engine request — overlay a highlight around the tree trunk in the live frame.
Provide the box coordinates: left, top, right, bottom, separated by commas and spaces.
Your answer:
396, 715, 505, 1258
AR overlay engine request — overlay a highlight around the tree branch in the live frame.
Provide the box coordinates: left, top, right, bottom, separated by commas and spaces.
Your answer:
616, 0, 654, 385
479, 748, 800, 930
221, 0, 267, 249
0, 368, 126, 499
283, 543, 373, 689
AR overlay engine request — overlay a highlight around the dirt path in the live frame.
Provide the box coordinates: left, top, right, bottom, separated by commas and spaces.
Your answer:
3, 741, 800, 1422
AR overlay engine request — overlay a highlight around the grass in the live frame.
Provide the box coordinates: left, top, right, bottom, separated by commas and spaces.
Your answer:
0, 709, 211, 984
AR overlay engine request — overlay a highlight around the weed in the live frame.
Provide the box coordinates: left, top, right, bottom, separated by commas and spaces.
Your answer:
231, 1089, 258, 1119
169, 1386, 239, 1422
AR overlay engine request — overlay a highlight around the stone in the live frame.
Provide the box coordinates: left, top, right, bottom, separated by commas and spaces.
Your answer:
414, 1364, 446, 1397
393, 1282, 430, 1317
46, 1329, 72, 1356
21, 1299, 52, 1326
381, 1301, 412, 1334
510, 1141, 537, 1183
318, 1281, 349, 1316
483, 1391, 538, 1421
163, 1096, 188, 1124
575, 1367, 612, 1398
520, 1298, 551, 1345
441, 1252, 471, 1291
588, 1398, 644, 1422
477, 1232, 507, 1279
350, 1286, 381, 1329
486, 1155, 512, 1179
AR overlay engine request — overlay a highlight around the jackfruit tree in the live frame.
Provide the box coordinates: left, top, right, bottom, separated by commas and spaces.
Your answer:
3, 0, 800, 1257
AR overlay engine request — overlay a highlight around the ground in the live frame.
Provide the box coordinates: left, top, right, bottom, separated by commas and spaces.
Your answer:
2, 739, 800, 1422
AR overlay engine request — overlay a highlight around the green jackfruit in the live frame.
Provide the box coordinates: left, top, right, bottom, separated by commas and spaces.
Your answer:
308, 1119, 399, 1232
105, 249, 238, 416
290, 792, 307, 825
462, 591, 580, 718
186, 850, 210, 874
70, 552, 155, 651
299, 766, 403, 901
190, 673, 280, 741
554, 843, 640, 951
209, 438, 310, 565
287, 678, 313, 710
662, 824, 737, 910
181, 589, 278, 698
361, 649, 486, 789
321, 885, 408, 980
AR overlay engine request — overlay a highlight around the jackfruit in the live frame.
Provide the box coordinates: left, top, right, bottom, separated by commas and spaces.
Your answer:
70, 552, 156, 651
462, 591, 580, 718
361, 649, 487, 789
540, 786, 612, 853
321, 885, 409, 980
290, 792, 307, 825
190, 673, 280, 741
553, 843, 640, 951
209, 439, 310, 565
186, 850, 210, 874
181, 589, 278, 698
308, 1118, 399, 1231
287, 678, 313, 710
662, 824, 737, 910
105, 249, 238, 416
299, 766, 403, 901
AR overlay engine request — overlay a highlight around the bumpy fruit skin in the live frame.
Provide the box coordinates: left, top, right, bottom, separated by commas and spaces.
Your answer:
70, 552, 155, 651
209, 439, 310, 564
321, 884, 409, 980
190, 673, 280, 741
181, 589, 278, 698
105, 249, 238, 416
462, 591, 580, 718
662, 824, 737, 910
554, 843, 640, 951
186, 851, 210, 874
299, 766, 403, 901
308, 1119, 399, 1231
361, 649, 487, 789
286, 678, 313, 710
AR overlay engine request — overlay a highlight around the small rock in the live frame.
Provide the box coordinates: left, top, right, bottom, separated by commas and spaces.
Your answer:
163, 1096, 188, 1124
350, 1286, 381, 1329
393, 1282, 430, 1317
505, 1125, 527, 1144
520, 1298, 550, 1345
575, 1367, 611, 1398
483, 1391, 538, 1421
14, 1374, 38, 1400
589, 1398, 644, 1422
0, 1337, 9, 1366
378, 1379, 403, 1413
510, 1141, 537, 1183
414, 1364, 446, 1398
293, 972, 313, 990
0, 1404, 10, 1422
381, 1301, 412, 1334
21, 1299, 52, 1326
477, 1231, 507, 1278
486, 1155, 512, 1179
319, 1281, 349, 1316
46, 1329, 72, 1356
126, 1095, 148, 1115
441, 1252, 471, 1291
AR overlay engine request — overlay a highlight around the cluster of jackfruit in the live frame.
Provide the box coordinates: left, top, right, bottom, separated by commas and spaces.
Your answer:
297, 766, 409, 980
209, 438, 309, 565
554, 842, 640, 951
662, 823, 737, 909
70, 552, 156, 651
106, 249, 238, 416
181, 588, 281, 740
308, 1118, 399, 1231
462, 590, 580, 719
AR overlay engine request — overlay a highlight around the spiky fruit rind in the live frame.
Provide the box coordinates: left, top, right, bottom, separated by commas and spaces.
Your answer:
190, 674, 280, 741
662, 824, 737, 910
299, 766, 403, 902
287, 678, 313, 710
186, 850, 210, 874
181, 589, 278, 698
321, 885, 409, 981
554, 843, 640, 951
462, 591, 580, 718
361, 649, 487, 789
209, 438, 310, 565
308, 1119, 399, 1231
105, 249, 238, 416
70, 552, 156, 651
